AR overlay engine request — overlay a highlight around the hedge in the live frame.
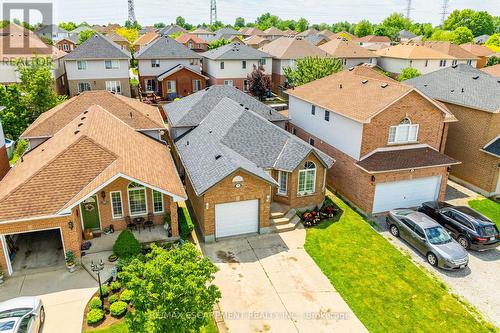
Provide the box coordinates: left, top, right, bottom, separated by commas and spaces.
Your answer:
109, 301, 128, 317
119, 289, 134, 303
89, 297, 102, 310
113, 230, 141, 258
86, 308, 104, 324
108, 294, 119, 304
110, 281, 121, 292
178, 206, 194, 239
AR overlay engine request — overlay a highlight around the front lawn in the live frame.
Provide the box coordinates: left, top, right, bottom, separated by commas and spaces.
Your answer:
304, 193, 496, 333
469, 199, 500, 228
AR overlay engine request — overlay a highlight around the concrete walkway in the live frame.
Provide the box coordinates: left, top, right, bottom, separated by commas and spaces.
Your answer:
202, 228, 367, 333
0, 267, 97, 333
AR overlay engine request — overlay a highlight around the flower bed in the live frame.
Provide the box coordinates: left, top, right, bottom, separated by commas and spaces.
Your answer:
299, 198, 342, 228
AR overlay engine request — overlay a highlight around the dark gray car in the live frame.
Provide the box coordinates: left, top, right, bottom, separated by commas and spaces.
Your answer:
386, 209, 469, 270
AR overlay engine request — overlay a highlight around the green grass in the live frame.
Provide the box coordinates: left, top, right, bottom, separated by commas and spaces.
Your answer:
84, 317, 219, 333
304, 193, 497, 333
469, 199, 500, 228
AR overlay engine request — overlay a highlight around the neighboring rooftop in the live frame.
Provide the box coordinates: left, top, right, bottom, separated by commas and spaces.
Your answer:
22, 90, 164, 139
159, 24, 187, 36
405, 64, 500, 113
264, 27, 286, 36
423, 41, 478, 60
244, 35, 269, 46
163, 85, 287, 127
354, 35, 391, 43
297, 28, 320, 37
398, 30, 417, 40
239, 27, 264, 36
482, 136, 500, 158
107, 32, 129, 43
192, 27, 214, 35
304, 34, 331, 46
36, 24, 68, 35
0, 105, 186, 222
133, 31, 160, 46
319, 39, 378, 58
135, 35, 201, 59
175, 98, 334, 195
202, 42, 271, 60
64, 33, 130, 60
259, 36, 330, 59
287, 66, 456, 123
215, 27, 240, 36
473, 34, 490, 44
376, 43, 454, 59
176, 33, 208, 45
459, 43, 494, 57
318, 30, 335, 38
480, 64, 500, 77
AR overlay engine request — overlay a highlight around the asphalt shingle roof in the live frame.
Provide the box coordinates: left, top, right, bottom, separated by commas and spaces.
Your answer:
64, 33, 130, 59
135, 35, 201, 59
304, 34, 330, 46
163, 85, 287, 127
175, 98, 334, 195
483, 136, 500, 158
159, 24, 187, 36
201, 42, 271, 60
405, 64, 500, 113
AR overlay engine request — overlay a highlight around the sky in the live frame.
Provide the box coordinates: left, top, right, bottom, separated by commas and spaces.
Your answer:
1, 0, 499, 27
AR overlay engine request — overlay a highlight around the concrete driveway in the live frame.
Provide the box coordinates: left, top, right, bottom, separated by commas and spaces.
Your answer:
0, 267, 96, 333
375, 216, 500, 328
202, 228, 367, 333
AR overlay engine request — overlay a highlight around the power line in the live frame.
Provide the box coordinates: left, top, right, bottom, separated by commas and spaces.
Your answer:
440, 0, 449, 25
406, 0, 412, 20
210, 0, 217, 24
128, 0, 136, 23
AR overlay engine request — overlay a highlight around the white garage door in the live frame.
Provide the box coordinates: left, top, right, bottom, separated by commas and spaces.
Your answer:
215, 200, 259, 238
373, 176, 442, 213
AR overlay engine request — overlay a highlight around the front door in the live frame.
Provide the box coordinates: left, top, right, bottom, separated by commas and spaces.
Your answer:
80, 196, 101, 230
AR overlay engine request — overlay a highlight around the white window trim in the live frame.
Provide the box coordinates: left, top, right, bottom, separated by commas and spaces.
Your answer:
77, 60, 87, 70
127, 183, 148, 216
224, 80, 233, 86
243, 79, 249, 92
152, 190, 164, 214
110, 191, 124, 219
277, 171, 288, 196
77, 82, 91, 93
105, 81, 122, 94
298, 163, 316, 196
167, 80, 177, 93
388, 124, 419, 144
193, 79, 201, 92
151, 59, 160, 68
104, 60, 120, 69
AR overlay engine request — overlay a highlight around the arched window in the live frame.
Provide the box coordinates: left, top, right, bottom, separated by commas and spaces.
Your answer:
298, 161, 316, 195
388, 117, 419, 144
128, 182, 147, 216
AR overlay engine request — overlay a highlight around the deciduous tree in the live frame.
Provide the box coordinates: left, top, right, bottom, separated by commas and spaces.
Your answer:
208, 38, 231, 49
234, 17, 245, 29
354, 20, 373, 37
453, 26, 474, 44
247, 64, 271, 100
78, 29, 96, 45
398, 67, 421, 81
283, 57, 342, 87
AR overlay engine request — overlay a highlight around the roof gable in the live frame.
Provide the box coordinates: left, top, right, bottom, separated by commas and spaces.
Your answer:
135, 35, 201, 59
64, 33, 130, 59
259, 36, 330, 59
319, 39, 378, 58
201, 42, 271, 60
376, 44, 455, 60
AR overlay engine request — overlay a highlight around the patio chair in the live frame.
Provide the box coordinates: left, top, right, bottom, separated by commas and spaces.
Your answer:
126, 216, 136, 231
145, 213, 154, 232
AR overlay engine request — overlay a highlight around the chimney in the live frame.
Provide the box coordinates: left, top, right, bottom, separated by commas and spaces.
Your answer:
0, 112, 11, 181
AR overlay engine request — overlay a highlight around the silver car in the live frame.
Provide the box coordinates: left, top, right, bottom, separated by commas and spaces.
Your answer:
0, 297, 45, 333
386, 209, 469, 270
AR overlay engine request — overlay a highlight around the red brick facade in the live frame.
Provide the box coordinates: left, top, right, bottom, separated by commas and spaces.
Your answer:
139, 68, 207, 100
0, 145, 9, 181
206, 74, 250, 92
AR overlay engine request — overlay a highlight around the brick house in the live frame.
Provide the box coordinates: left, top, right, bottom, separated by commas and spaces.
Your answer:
0, 91, 186, 276
406, 65, 500, 196
287, 66, 459, 214
175, 33, 209, 53
55, 35, 78, 52
135, 36, 207, 100
259, 36, 330, 94
201, 43, 272, 93
163, 86, 333, 241
0, 117, 10, 181
133, 31, 160, 52
64, 33, 132, 97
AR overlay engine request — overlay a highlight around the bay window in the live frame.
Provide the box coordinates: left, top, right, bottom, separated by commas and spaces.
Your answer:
298, 161, 316, 195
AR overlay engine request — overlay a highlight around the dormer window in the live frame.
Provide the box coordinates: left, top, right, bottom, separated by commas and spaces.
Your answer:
388, 118, 418, 144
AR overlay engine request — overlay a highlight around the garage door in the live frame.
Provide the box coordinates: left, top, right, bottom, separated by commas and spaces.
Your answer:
373, 176, 442, 213
215, 200, 259, 238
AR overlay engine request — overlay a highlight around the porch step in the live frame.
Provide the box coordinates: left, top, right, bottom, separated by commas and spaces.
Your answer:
271, 208, 297, 225
270, 211, 285, 219
269, 215, 301, 233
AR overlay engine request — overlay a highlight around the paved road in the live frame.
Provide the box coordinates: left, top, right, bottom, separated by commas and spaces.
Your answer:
202, 228, 367, 333
0, 267, 96, 333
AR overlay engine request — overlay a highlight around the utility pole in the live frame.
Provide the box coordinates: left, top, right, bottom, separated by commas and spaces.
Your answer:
128, 0, 136, 23
406, 0, 412, 20
210, 0, 217, 25
440, 0, 449, 25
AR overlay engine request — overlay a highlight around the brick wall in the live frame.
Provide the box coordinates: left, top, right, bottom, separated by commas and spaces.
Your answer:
0, 209, 83, 275
68, 78, 132, 97
0, 146, 10, 181
291, 124, 449, 213
443, 103, 500, 194
206, 74, 249, 92
361, 91, 447, 156
159, 68, 207, 99
271, 152, 326, 209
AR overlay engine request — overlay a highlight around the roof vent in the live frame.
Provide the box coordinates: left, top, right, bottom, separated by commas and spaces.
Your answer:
205, 87, 210, 91
78, 123, 83, 127
83, 110, 89, 114
269, 110, 272, 115
348, 67, 354, 71
215, 154, 222, 160
452, 64, 458, 68
239, 103, 244, 107
74, 130, 80, 135
130, 112, 133, 118
209, 130, 212, 134
451, 89, 454, 92
81, 116, 86, 120
461, 88, 464, 93
472, 75, 479, 80
244, 107, 249, 110
339, 84, 342, 89
381, 83, 388, 88
186, 141, 189, 146
362, 79, 368, 84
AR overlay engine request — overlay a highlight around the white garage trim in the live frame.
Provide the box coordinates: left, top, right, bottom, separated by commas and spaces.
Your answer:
372, 176, 442, 214
215, 200, 259, 239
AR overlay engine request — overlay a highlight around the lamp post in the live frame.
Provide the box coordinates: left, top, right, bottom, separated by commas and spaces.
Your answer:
90, 259, 105, 310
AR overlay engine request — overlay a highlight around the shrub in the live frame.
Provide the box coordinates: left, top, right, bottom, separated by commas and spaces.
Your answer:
119, 289, 134, 303
178, 206, 194, 239
109, 301, 128, 317
89, 297, 102, 310
86, 308, 104, 325
113, 230, 141, 258
99, 284, 109, 297
14, 139, 28, 158
110, 281, 121, 292
163, 213, 171, 225
108, 294, 119, 304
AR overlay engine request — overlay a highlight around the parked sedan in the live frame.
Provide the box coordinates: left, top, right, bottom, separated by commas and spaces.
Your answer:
0, 297, 45, 333
386, 209, 469, 270
419, 201, 500, 251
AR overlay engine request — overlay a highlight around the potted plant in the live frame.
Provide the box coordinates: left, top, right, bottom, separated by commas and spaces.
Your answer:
108, 254, 118, 262
65, 250, 77, 273
163, 213, 171, 232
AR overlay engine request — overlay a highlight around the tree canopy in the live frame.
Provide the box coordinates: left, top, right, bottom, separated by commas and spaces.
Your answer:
58, 22, 77, 31
354, 20, 373, 37
119, 244, 221, 333
284, 57, 342, 87
78, 29, 97, 45
398, 67, 421, 81
208, 38, 231, 49
247, 64, 271, 100
443, 9, 495, 36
